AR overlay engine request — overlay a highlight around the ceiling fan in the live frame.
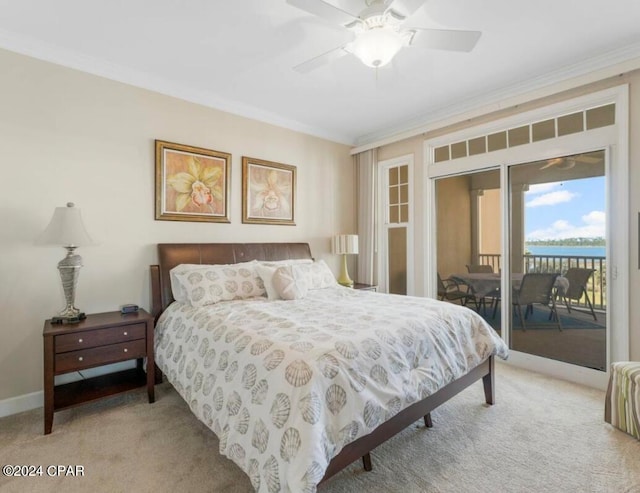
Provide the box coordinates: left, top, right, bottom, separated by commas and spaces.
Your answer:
287, 0, 482, 73
539, 154, 602, 171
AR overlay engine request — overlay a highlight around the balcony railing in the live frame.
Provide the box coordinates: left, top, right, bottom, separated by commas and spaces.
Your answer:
478, 252, 606, 311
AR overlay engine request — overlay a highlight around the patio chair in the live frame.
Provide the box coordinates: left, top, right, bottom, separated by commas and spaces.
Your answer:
437, 273, 473, 306
562, 268, 598, 321
512, 273, 562, 331
466, 264, 500, 316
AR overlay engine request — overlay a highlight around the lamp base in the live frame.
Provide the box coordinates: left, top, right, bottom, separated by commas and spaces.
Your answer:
51, 313, 86, 325
55, 247, 85, 324
337, 254, 354, 288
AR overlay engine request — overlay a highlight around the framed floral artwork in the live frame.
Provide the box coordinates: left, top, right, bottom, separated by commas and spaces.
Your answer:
155, 140, 231, 223
242, 156, 296, 225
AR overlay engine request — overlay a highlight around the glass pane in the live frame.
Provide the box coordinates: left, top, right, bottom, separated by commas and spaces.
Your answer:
532, 119, 555, 142
388, 227, 407, 295
389, 167, 399, 186
557, 112, 584, 136
508, 150, 606, 371
435, 169, 502, 313
468, 137, 486, 156
434, 146, 450, 163
451, 141, 467, 159
399, 165, 408, 184
389, 205, 399, 224
508, 125, 530, 147
389, 186, 399, 205
586, 104, 615, 129
487, 131, 507, 151
400, 204, 409, 223
399, 184, 408, 203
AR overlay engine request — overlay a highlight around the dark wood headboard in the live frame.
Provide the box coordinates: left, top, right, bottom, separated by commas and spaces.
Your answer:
150, 242, 313, 319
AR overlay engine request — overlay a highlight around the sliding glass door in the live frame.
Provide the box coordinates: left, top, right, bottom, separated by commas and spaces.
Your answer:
425, 86, 628, 388
435, 169, 501, 319
433, 153, 609, 378
507, 151, 607, 370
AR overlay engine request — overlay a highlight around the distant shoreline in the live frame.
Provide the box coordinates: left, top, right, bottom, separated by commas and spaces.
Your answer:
525, 238, 605, 247
525, 245, 606, 257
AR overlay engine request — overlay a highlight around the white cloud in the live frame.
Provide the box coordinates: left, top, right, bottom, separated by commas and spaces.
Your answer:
526, 190, 577, 207
526, 183, 560, 195
527, 210, 605, 240
582, 210, 605, 225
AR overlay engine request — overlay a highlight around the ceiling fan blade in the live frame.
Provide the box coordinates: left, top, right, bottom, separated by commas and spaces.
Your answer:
410, 28, 482, 52
286, 0, 357, 26
576, 155, 602, 164
539, 161, 558, 170
540, 157, 564, 170
293, 45, 350, 74
388, 0, 428, 18
539, 157, 581, 170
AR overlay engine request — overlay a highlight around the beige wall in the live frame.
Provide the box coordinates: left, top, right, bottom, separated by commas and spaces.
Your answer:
0, 49, 355, 402
375, 70, 640, 361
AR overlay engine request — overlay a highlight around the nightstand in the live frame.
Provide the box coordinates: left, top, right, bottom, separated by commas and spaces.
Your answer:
353, 282, 378, 292
43, 310, 155, 434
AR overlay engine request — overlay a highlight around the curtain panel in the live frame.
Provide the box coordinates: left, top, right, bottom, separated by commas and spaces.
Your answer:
355, 149, 377, 285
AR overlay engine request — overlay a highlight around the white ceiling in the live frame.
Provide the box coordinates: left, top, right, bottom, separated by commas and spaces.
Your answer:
1, 0, 639, 146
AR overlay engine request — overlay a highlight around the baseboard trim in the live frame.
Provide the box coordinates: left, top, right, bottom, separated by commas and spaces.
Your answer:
0, 391, 43, 418
0, 361, 136, 418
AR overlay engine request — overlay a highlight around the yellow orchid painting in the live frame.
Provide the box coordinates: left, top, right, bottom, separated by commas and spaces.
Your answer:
242, 156, 296, 225
155, 140, 230, 223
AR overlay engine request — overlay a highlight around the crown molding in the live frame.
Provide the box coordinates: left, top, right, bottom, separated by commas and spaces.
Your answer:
352, 41, 640, 153
0, 28, 354, 146
2, 27, 639, 152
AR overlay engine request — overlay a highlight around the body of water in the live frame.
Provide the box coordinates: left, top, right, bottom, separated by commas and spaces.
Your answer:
525, 245, 606, 257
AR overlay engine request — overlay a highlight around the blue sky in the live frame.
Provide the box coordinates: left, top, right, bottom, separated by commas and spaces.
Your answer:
524, 176, 605, 240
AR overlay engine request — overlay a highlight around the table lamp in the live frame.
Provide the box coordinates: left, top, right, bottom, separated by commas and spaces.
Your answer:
331, 234, 359, 287
38, 202, 94, 323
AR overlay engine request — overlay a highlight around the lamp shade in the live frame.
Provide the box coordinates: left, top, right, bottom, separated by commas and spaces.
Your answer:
38, 202, 94, 247
332, 234, 359, 255
351, 28, 404, 68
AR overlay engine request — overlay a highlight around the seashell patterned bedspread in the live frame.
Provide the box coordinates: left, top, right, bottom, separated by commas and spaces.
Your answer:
155, 286, 509, 493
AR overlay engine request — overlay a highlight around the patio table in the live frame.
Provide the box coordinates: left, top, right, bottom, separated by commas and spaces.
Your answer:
450, 272, 569, 299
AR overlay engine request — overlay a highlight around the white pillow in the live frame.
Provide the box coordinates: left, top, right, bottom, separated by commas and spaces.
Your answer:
169, 264, 211, 303
298, 259, 338, 290
258, 258, 313, 266
256, 258, 313, 300
255, 264, 280, 300
173, 261, 264, 307
272, 265, 310, 300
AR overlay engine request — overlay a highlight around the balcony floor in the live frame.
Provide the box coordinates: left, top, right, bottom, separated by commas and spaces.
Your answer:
477, 303, 606, 371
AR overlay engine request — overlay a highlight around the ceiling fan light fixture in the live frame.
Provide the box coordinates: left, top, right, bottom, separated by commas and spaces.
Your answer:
351, 27, 404, 68
557, 158, 576, 170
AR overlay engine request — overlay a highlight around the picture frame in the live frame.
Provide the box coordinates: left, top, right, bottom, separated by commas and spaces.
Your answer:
242, 156, 296, 225
155, 140, 231, 223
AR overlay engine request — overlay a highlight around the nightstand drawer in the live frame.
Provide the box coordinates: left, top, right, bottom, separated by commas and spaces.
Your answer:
55, 323, 146, 353
353, 283, 378, 292
55, 339, 146, 374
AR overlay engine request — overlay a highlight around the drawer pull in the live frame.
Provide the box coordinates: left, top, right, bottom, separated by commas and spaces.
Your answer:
78, 338, 83, 343
78, 356, 83, 361
123, 331, 128, 336
124, 348, 128, 353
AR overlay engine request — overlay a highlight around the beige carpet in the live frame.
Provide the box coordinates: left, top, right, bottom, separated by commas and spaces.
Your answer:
1, 363, 639, 493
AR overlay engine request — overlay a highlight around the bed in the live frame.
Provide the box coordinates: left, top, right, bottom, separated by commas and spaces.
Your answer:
150, 242, 508, 492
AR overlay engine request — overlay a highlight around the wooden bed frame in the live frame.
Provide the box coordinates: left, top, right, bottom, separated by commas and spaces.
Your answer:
150, 242, 495, 486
